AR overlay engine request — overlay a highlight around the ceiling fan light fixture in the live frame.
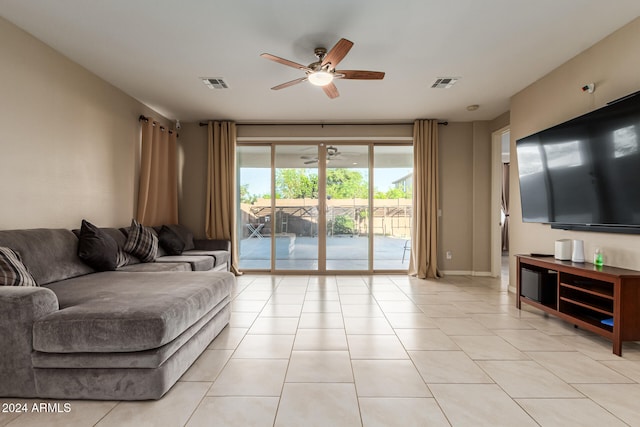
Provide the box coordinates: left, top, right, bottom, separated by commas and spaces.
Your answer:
261, 38, 383, 98
308, 70, 334, 87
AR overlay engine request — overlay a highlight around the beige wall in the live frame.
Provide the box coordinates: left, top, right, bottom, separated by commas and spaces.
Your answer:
509, 17, 640, 287
438, 119, 504, 275
439, 123, 473, 272
472, 121, 492, 272
177, 123, 209, 238
490, 111, 510, 132
237, 124, 414, 140
0, 17, 168, 230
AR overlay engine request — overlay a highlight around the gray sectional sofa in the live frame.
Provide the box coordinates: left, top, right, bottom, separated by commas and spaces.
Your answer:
0, 225, 234, 400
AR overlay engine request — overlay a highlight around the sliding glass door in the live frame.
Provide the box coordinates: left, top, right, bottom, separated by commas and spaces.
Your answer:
237, 142, 412, 272
325, 145, 369, 271
237, 146, 271, 270
373, 145, 413, 269
274, 145, 319, 271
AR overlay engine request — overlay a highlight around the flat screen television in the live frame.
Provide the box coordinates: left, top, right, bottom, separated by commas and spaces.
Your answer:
516, 91, 640, 234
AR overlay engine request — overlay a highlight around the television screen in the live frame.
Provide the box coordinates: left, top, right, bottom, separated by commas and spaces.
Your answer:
516, 91, 640, 232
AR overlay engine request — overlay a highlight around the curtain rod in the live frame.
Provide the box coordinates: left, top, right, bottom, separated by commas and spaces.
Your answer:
139, 115, 177, 135
198, 121, 448, 127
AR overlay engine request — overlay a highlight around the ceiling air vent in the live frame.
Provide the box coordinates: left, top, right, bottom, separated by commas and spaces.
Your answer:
202, 77, 229, 89
431, 77, 459, 89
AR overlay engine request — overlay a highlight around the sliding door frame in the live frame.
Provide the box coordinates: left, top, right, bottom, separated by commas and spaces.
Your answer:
237, 140, 412, 274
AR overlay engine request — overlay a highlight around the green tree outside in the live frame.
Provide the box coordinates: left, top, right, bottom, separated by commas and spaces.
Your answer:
275, 169, 318, 199
240, 184, 257, 204
259, 168, 411, 200
326, 169, 368, 199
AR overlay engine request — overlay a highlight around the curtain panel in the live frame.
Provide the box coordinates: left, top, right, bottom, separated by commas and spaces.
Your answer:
206, 121, 240, 274
136, 118, 178, 226
408, 119, 441, 279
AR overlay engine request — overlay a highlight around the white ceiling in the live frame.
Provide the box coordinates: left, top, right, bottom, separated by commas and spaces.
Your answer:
2, 1, 639, 123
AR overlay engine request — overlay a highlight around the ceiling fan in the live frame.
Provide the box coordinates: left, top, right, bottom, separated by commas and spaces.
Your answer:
301, 146, 342, 164
261, 38, 385, 99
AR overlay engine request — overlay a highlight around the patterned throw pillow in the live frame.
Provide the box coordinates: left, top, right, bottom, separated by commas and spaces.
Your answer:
115, 249, 131, 268
0, 247, 37, 286
123, 219, 158, 263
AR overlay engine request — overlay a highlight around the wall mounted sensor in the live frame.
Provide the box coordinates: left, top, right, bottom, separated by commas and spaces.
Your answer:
582, 83, 595, 93
175, 120, 181, 130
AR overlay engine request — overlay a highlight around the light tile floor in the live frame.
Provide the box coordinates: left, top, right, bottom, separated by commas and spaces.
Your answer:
2, 274, 640, 427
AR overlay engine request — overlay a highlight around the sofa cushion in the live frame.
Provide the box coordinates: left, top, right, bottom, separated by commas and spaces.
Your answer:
155, 255, 214, 271
0, 229, 94, 285
32, 298, 229, 369
158, 226, 185, 255
183, 250, 230, 268
117, 262, 191, 272
33, 271, 234, 353
31, 303, 231, 400
123, 220, 158, 263
0, 247, 37, 287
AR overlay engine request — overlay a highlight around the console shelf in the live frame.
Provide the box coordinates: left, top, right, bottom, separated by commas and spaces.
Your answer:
516, 255, 640, 356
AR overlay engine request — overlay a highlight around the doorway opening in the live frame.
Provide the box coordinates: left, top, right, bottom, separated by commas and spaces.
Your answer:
492, 127, 510, 286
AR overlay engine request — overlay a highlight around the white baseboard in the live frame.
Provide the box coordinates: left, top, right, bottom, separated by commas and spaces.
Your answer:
472, 271, 495, 277
440, 270, 472, 276
440, 270, 496, 277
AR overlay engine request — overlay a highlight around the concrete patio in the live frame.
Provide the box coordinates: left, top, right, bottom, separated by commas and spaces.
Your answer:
239, 235, 410, 271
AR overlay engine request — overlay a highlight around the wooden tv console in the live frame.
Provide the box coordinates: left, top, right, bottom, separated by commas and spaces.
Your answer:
516, 255, 640, 356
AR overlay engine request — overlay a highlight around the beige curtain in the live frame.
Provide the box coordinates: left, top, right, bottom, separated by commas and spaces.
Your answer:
501, 163, 510, 252
136, 117, 178, 226
206, 121, 240, 274
408, 119, 441, 279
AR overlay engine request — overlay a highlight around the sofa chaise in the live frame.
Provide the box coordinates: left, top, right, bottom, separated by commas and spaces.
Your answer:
0, 224, 234, 400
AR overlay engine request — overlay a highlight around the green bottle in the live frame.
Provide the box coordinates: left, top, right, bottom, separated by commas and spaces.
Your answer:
594, 248, 604, 267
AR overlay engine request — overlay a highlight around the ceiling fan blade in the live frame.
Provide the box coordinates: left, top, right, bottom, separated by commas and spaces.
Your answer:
322, 82, 340, 99
321, 38, 353, 69
271, 77, 308, 90
336, 70, 385, 80
261, 53, 311, 71
304, 159, 318, 164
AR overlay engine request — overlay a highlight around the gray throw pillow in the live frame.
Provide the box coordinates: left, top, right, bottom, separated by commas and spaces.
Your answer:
0, 247, 37, 286
167, 224, 195, 251
77, 219, 119, 271
158, 225, 185, 255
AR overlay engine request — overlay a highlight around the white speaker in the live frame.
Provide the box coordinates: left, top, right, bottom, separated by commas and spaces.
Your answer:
555, 239, 572, 260
571, 239, 585, 263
